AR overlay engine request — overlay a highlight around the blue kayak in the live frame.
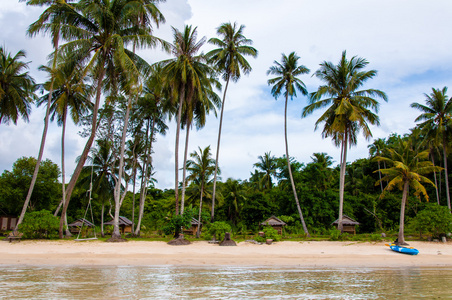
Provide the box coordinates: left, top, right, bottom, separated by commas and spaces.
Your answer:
389, 244, 419, 255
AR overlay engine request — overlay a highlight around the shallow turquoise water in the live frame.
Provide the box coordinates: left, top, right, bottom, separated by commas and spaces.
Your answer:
0, 266, 451, 299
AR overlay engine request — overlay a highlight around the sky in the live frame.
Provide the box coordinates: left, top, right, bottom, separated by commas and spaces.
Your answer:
1, 0, 452, 190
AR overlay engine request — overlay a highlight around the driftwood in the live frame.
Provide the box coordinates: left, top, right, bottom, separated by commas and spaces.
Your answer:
219, 232, 236, 246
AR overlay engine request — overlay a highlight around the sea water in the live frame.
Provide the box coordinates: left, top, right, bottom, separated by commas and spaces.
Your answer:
0, 266, 451, 299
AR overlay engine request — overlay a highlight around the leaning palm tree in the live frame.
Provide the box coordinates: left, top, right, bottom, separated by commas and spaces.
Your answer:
160, 25, 215, 215
206, 22, 258, 222
411, 87, 452, 211
267, 52, 310, 236
374, 137, 441, 244
185, 146, 216, 238
302, 50, 388, 232
0, 47, 35, 125
58, 0, 167, 238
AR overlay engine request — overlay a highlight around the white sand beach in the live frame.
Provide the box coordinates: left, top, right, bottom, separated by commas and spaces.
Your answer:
1, 240, 451, 267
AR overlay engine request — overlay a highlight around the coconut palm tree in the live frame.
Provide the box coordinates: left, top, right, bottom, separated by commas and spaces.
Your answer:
267, 51, 310, 236
206, 22, 258, 222
411, 87, 452, 211
302, 50, 387, 232
160, 25, 216, 215
368, 138, 387, 193
0, 47, 35, 125
253, 152, 277, 190
57, 0, 166, 238
374, 137, 441, 244
185, 146, 216, 237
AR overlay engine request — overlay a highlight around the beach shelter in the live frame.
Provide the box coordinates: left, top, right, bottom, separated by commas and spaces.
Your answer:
331, 215, 360, 234
104, 216, 133, 234
183, 218, 202, 235
261, 216, 287, 235
68, 218, 95, 235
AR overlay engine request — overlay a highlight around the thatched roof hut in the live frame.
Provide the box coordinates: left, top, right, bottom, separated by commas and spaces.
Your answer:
104, 216, 133, 234
183, 218, 202, 235
261, 216, 287, 235
68, 218, 94, 234
331, 215, 360, 234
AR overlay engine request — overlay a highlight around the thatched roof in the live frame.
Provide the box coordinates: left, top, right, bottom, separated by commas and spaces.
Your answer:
68, 218, 94, 228
331, 215, 360, 226
261, 215, 287, 226
191, 218, 201, 226
104, 216, 132, 226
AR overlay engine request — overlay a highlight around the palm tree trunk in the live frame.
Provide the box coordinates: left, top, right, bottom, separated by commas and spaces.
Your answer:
338, 132, 348, 233
284, 96, 309, 236
398, 181, 409, 244
174, 88, 185, 215
377, 160, 383, 193
112, 96, 133, 239
59, 62, 105, 238
180, 119, 191, 214
443, 138, 451, 211
211, 77, 230, 222
196, 181, 204, 238
431, 153, 440, 205
15, 46, 58, 232
61, 110, 71, 236
101, 203, 105, 237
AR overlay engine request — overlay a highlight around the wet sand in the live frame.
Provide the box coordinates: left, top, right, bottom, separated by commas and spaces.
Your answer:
1, 240, 451, 267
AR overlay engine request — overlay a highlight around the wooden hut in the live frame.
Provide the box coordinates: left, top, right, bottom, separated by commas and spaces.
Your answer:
104, 216, 133, 234
1, 216, 18, 232
183, 218, 202, 235
68, 218, 95, 235
261, 216, 286, 235
331, 215, 360, 234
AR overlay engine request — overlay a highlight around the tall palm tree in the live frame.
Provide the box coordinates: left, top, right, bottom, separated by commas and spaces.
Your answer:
160, 25, 215, 215
368, 138, 387, 193
374, 138, 440, 244
253, 152, 277, 190
185, 146, 216, 238
302, 50, 387, 232
58, 0, 166, 238
411, 87, 452, 211
37, 60, 92, 234
0, 47, 35, 125
267, 52, 310, 236
206, 22, 258, 222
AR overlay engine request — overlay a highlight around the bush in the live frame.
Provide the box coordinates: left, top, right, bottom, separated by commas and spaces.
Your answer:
18, 210, 59, 239
255, 226, 282, 243
208, 221, 232, 241
408, 203, 452, 238
162, 209, 194, 237
329, 229, 341, 241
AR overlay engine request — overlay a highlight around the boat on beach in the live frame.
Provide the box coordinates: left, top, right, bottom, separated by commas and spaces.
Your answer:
389, 244, 419, 255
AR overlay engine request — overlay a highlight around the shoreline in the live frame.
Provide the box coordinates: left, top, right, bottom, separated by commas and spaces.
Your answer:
1, 240, 451, 268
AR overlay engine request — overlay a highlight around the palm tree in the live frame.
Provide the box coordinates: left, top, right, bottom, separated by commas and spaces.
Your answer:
374, 138, 441, 244
267, 51, 310, 236
160, 25, 215, 215
302, 50, 388, 232
411, 87, 452, 211
253, 152, 277, 190
222, 178, 247, 225
37, 60, 92, 234
0, 47, 36, 125
58, 0, 166, 238
185, 146, 216, 237
206, 22, 258, 223
368, 138, 387, 193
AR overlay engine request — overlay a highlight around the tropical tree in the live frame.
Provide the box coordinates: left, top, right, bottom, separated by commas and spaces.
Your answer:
206, 22, 258, 222
160, 25, 216, 215
368, 138, 387, 193
253, 152, 277, 190
267, 51, 310, 236
58, 0, 167, 238
411, 87, 452, 211
0, 47, 36, 125
302, 50, 388, 232
374, 138, 441, 245
185, 146, 216, 237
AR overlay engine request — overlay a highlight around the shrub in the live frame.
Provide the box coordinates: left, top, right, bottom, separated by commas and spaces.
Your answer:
208, 221, 232, 241
408, 203, 452, 238
329, 229, 341, 241
18, 210, 59, 239
162, 209, 194, 237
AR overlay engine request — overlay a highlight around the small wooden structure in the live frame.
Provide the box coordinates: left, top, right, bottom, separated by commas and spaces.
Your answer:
261, 216, 287, 235
331, 215, 360, 234
1, 216, 18, 232
68, 218, 95, 235
183, 218, 202, 235
104, 216, 133, 234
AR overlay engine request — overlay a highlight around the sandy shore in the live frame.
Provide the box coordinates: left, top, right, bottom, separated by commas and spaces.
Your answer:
1, 240, 451, 268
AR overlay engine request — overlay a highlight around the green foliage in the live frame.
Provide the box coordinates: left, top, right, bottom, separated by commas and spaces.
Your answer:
263, 225, 281, 241
329, 229, 341, 241
18, 210, 60, 239
408, 203, 452, 238
208, 221, 232, 241
162, 209, 194, 237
